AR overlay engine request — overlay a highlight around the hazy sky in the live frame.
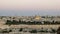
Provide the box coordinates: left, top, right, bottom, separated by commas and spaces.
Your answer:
0, 0, 60, 16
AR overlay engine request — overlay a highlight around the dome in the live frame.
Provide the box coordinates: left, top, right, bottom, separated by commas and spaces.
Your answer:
34, 15, 41, 20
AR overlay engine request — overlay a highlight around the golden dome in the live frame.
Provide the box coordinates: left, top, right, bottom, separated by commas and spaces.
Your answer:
34, 16, 41, 20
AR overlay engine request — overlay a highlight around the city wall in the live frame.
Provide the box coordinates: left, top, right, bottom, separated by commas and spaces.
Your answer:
10, 25, 60, 29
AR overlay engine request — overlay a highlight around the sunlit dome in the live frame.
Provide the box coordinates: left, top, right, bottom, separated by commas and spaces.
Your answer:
34, 15, 41, 20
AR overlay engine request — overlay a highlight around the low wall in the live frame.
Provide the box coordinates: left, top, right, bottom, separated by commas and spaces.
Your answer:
10, 25, 60, 29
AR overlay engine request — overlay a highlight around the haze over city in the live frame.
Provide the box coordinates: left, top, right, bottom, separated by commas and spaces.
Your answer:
0, 0, 60, 16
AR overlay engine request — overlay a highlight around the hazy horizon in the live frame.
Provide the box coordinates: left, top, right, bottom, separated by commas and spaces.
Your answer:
0, 0, 60, 16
